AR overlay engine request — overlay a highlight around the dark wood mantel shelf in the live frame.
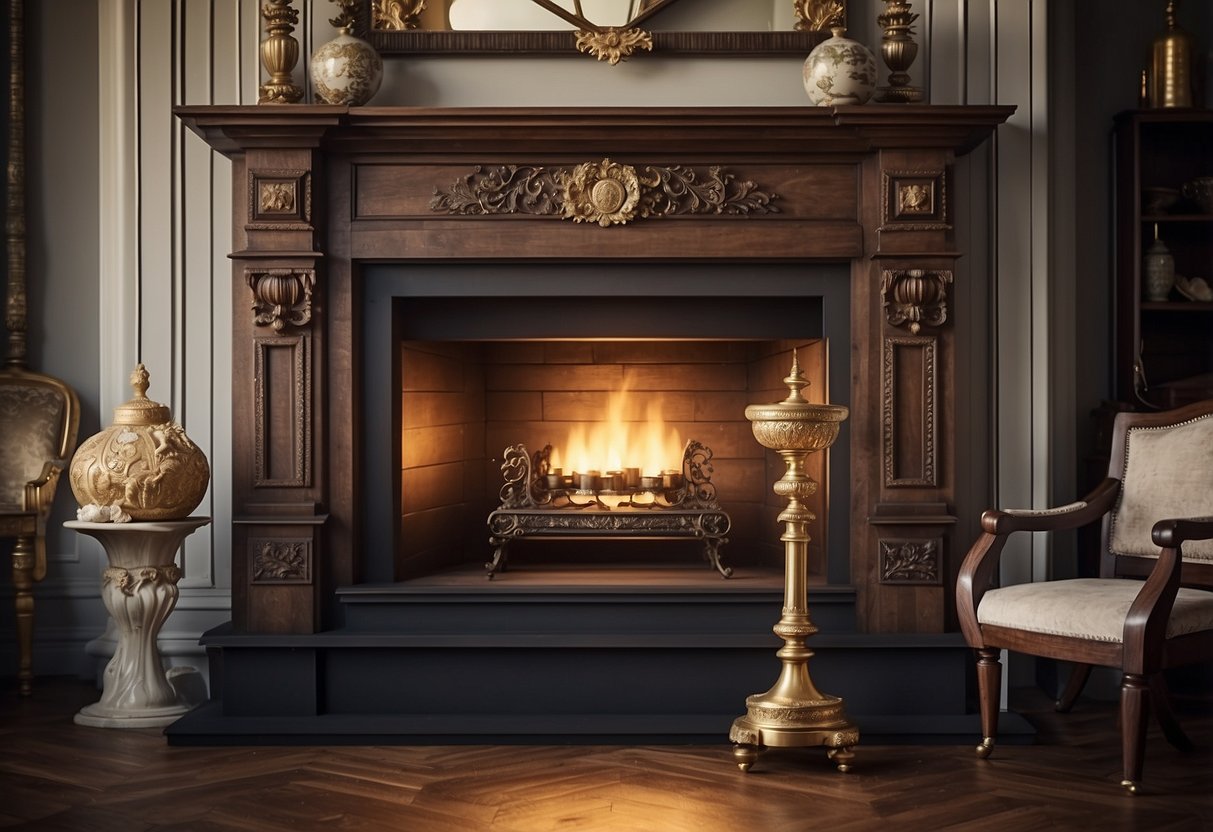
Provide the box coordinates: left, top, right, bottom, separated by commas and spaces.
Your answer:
177, 104, 1015, 157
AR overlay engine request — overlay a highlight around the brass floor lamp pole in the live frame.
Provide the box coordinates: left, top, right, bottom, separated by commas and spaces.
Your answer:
729, 352, 858, 772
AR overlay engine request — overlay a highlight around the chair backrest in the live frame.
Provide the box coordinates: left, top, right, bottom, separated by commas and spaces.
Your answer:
1102, 399, 1213, 586
0, 368, 79, 512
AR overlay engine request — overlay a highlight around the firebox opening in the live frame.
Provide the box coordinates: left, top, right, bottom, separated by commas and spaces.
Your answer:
360, 264, 850, 588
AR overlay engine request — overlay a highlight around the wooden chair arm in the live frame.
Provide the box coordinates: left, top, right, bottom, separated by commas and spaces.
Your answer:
980, 478, 1121, 534
1120, 516, 1213, 675
1151, 516, 1213, 548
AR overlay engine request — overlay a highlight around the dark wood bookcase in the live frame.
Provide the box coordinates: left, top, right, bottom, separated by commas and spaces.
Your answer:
1113, 109, 1213, 409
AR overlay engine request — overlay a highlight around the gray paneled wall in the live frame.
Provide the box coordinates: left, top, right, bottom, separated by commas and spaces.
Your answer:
7, 0, 1079, 690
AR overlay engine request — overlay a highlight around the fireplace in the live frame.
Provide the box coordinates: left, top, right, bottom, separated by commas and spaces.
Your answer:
172, 105, 1014, 743
361, 264, 850, 585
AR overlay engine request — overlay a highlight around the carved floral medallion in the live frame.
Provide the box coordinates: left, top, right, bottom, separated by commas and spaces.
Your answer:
431, 159, 779, 226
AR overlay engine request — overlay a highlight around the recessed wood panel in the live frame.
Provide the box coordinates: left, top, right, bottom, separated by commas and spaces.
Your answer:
254, 335, 310, 488
882, 336, 938, 488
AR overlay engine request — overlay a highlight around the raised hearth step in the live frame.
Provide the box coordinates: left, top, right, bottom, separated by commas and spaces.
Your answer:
336, 565, 859, 634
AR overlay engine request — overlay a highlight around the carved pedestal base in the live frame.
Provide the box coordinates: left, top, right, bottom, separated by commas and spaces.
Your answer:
729, 693, 860, 772
65, 518, 209, 729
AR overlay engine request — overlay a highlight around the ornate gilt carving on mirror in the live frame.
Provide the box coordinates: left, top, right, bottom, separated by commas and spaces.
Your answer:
363, 0, 846, 58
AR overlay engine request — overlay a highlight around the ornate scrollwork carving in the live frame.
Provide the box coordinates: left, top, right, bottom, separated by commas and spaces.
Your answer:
794, 0, 847, 31
372, 0, 425, 30
247, 268, 316, 332
498, 444, 552, 508
430, 166, 564, 216
750, 420, 840, 452
881, 269, 953, 334
879, 538, 941, 584
575, 27, 654, 65
103, 565, 182, 594
431, 161, 779, 226
251, 539, 311, 583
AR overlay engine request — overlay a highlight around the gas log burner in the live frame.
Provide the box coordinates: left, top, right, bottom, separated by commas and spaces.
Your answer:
486, 440, 732, 579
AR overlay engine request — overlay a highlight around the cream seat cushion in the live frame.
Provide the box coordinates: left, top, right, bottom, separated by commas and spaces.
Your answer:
977, 578, 1213, 643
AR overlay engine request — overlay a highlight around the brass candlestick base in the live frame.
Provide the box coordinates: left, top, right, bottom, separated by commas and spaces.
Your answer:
729, 352, 858, 772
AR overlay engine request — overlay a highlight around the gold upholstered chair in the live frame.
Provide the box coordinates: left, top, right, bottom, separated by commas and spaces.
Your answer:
0, 366, 79, 695
956, 400, 1213, 793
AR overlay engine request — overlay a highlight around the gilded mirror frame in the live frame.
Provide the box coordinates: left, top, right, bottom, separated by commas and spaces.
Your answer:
361, 0, 846, 56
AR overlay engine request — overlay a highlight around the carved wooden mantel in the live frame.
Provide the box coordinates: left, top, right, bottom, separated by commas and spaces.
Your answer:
177, 104, 1013, 636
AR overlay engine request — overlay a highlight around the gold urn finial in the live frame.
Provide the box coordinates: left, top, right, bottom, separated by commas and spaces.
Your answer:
782, 349, 809, 404
113, 363, 171, 426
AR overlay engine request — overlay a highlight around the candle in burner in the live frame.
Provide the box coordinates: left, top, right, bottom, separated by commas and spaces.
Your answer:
545, 473, 563, 490
662, 469, 682, 490
605, 470, 625, 491
625, 467, 640, 489
579, 471, 600, 491
640, 475, 662, 490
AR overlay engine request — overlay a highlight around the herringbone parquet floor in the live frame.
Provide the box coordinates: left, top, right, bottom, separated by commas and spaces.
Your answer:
1, 679, 1210, 831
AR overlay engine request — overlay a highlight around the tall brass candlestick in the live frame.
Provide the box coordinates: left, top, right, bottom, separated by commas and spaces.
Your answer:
729, 352, 858, 772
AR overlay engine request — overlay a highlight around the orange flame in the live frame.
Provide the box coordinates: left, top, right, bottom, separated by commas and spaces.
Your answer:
549, 386, 682, 477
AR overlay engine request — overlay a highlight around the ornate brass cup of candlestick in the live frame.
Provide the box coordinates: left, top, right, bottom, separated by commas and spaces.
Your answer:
729, 352, 858, 772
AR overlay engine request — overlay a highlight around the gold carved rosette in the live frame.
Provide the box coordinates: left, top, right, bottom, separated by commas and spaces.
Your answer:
729, 351, 858, 772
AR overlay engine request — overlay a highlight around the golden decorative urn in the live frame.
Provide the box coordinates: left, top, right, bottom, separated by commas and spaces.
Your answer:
69, 364, 210, 520
729, 351, 859, 772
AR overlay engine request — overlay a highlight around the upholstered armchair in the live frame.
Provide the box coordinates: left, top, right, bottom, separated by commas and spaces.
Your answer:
0, 367, 79, 695
956, 401, 1213, 793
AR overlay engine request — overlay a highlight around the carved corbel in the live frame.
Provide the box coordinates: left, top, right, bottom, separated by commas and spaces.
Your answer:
248, 268, 316, 332
881, 269, 953, 334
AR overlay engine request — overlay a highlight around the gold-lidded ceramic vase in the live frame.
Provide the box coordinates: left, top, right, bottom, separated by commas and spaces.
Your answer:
69, 364, 209, 520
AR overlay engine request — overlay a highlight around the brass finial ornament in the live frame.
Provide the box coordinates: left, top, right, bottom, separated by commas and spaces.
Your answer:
1148, 0, 1193, 108
69, 364, 210, 521
875, 0, 925, 103
729, 351, 858, 772
258, 0, 304, 104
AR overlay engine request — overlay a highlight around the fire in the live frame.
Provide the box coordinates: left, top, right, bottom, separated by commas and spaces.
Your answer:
549, 386, 683, 478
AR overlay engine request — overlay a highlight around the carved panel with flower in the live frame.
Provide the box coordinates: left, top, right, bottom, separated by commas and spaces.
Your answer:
431, 159, 779, 226
878, 538, 942, 584
248, 169, 311, 230
881, 169, 948, 231
250, 538, 312, 584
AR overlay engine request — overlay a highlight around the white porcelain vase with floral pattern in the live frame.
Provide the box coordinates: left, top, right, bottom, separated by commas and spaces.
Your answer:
310, 26, 383, 106
803, 27, 878, 106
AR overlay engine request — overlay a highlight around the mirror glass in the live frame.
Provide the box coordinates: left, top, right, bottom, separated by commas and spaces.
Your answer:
366, 0, 846, 55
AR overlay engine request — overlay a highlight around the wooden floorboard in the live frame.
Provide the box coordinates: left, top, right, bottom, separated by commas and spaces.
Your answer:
0, 678, 1209, 831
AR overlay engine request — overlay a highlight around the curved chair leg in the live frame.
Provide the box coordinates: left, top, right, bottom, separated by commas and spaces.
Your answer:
1148, 673, 1194, 753
975, 647, 1001, 758
1055, 663, 1093, 713
11, 534, 36, 696
1120, 673, 1150, 793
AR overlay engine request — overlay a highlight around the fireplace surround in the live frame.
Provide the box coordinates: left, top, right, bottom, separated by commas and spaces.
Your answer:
172, 105, 1015, 743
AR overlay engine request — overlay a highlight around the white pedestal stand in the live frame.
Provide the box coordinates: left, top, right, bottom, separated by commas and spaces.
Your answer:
65, 517, 209, 728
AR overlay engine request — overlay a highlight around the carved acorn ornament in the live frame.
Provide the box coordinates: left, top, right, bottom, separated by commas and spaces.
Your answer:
69, 364, 210, 520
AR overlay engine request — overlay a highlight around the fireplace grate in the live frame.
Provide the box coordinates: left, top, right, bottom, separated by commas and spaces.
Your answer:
486, 440, 732, 579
